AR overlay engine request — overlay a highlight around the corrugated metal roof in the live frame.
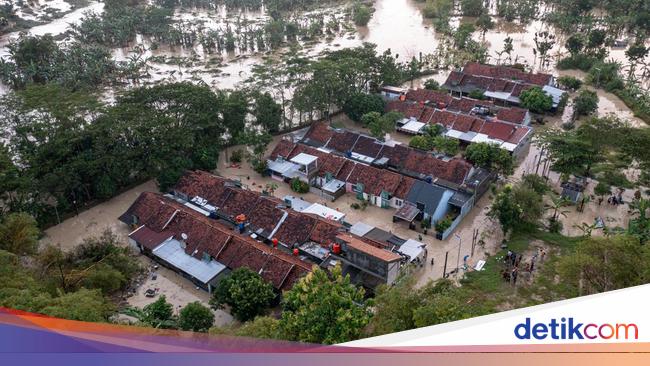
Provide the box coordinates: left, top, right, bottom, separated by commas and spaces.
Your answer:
152, 239, 226, 284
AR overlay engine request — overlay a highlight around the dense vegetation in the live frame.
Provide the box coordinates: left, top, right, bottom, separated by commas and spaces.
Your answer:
0, 228, 142, 322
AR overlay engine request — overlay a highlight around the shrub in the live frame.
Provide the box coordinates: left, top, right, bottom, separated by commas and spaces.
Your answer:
230, 149, 244, 163
290, 178, 310, 194
435, 218, 452, 233
557, 75, 582, 91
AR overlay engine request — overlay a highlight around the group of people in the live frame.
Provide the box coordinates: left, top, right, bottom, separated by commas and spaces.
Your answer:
607, 195, 624, 206
501, 248, 546, 286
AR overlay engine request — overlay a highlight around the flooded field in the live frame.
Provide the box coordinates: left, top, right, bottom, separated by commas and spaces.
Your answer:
1, 0, 646, 125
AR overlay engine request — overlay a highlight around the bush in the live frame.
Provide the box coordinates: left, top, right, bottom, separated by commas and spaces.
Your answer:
211, 268, 275, 322
178, 302, 214, 332
352, 3, 372, 26
548, 218, 563, 233
558, 75, 582, 91
290, 178, 310, 194
468, 89, 485, 100
424, 79, 440, 90
435, 218, 452, 233
230, 149, 244, 163
573, 89, 598, 117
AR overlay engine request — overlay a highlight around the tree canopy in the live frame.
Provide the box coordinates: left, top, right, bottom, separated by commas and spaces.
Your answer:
210, 267, 275, 322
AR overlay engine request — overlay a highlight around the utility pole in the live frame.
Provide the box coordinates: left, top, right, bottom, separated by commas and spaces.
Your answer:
443, 251, 448, 278
455, 234, 462, 278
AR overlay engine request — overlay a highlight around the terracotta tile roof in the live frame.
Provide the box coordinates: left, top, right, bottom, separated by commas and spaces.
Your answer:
309, 217, 344, 247
507, 125, 533, 144
287, 143, 347, 178
380, 144, 411, 168
336, 160, 356, 181
420, 106, 436, 123
346, 164, 402, 196
173, 170, 231, 207
303, 121, 333, 146
463, 62, 552, 86
274, 211, 318, 247
447, 97, 494, 113
496, 107, 528, 125
453, 114, 483, 133
129, 226, 173, 251
385, 100, 410, 114
445, 70, 465, 86
430, 110, 457, 128
165, 210, 233, 259
352, 136, 384, 158
336, 233, 402, 263
269, 139, 297, 160
480, 121, 517, 141
219, 189, 261, 220
247, 197, 286, 236
394, 176, 416, 200
118, 192, 179, 231
326, 130, 360, 153
403, 150, 471, 185
406, 89, 453, 105
121, 192, 311, 290
403, 103, 426, 120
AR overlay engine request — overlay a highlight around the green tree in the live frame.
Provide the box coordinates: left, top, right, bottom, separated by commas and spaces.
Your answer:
254, 92, 282, 133
412, 294, 468, 327
460, 0, 485, 16
520, 87, 553, 114
464, 142, 514, 176
279, 266, 371, 344
558, 75, 583, 91
352, 3, 372, 26
142, 295, 176, 328
369, 111, 401, 140
488, 185, 523, 238
432, 136, 459, 156
40, 288, 115, 322
0, 213, 39, 256
343, 93, 385, 122
410, 135, 434, 151
360, 111, 381, 127
573, 89, 599, 117
210, 268, 275, 322
178, 302, 215, 332
558, 235, 650, 295
594, 181, 611, 205
423, 79, 441, 90
475, 13, 494, 37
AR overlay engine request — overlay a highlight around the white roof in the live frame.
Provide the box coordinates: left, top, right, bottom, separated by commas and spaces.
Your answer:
501, 142, 518, 152
350, 152, 376, 164
471, 133, 497, 144
283, 195, 312, 212
302, 203, 345, 221
446, 129, 464, 139
268, 159, 299, 176
152, 239, 226, 284
290, 153, 318, 165
350, 222, 375, 237
397, 239, 425, 262
401, 120, 425, 133
322, 178, 345, 194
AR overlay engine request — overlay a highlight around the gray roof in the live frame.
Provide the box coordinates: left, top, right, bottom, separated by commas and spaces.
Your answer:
406, 181, 447, 215
152, 239, 226, 284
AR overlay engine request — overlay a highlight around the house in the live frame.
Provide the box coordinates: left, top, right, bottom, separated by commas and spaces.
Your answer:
443, 62, 566, 111
119, 192, 312, 292
333, 233, 403, 286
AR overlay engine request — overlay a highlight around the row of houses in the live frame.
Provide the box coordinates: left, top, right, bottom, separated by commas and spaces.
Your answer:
120, 171, 428, 292
266, 123, 494, 240
385, 89, 534, 158
441, 62, 567, 111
